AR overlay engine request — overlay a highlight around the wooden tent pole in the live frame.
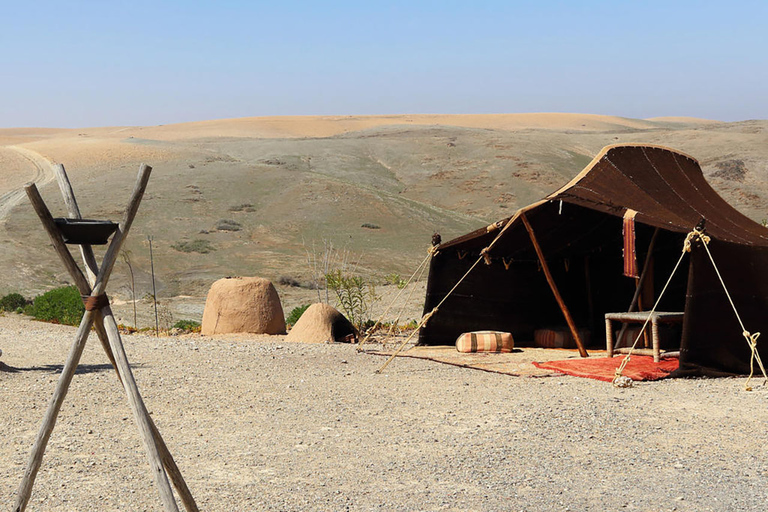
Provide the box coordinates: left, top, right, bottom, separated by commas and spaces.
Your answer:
521, 213, 588, 357
53, 165, 199, 511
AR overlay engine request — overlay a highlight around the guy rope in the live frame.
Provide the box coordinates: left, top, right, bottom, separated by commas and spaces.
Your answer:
374, 217, 517, 373
613, 227, 768, 390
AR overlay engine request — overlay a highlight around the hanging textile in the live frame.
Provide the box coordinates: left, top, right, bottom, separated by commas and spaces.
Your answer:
623, 209, 639, 278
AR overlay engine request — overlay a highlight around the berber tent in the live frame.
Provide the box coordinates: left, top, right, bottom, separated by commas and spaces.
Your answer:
418, 144, 768, 376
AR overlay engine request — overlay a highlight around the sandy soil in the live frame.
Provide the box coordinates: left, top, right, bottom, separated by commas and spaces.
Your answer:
2, 313, 768, 511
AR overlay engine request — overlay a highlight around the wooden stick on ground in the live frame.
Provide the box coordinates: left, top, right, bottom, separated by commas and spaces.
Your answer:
521, 213, 588, 357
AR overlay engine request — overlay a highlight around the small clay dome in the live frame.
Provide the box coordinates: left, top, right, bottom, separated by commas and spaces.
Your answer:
284, 303, 357, 343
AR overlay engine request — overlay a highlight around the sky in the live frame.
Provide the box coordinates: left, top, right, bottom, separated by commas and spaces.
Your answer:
1, 0, 766, 128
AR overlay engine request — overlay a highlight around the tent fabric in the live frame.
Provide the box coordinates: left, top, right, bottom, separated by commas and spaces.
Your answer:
419, 144, 768, 376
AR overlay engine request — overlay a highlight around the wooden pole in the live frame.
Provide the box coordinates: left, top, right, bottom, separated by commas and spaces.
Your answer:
18, 165, 184, 512
13, 311, 97, 512
521, 213, 588, 357
52, 165, 199, 511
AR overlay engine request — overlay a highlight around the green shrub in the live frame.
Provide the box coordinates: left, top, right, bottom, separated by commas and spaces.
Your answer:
28, 286, 84, 326
172, 239, 216, 254
385, 273, 408, 289
286, 304, 311, 326
325, 270, 377, 330
173, 319, 201, 332
0, 292, 27, 312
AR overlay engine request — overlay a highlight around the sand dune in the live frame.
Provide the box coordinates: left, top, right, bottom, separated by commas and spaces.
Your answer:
120, 113, 681, 141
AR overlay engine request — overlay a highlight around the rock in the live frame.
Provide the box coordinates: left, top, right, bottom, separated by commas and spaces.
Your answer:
201, 277, 286, 335
284, 303, 357, 343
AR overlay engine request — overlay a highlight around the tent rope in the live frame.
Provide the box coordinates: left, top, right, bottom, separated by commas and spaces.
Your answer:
357, 250, 433, 351
697, 237, 767, 390
374, 214, 522, 373
613, 227, 767, 390
386, 259, 430, 337
375, 252, 487, 373
613, 228, 704, 387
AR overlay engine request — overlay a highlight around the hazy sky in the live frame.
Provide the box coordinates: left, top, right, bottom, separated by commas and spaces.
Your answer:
2, 0, 765, 127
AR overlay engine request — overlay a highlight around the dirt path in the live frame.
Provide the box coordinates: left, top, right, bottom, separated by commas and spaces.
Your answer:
0, 146, 56, 222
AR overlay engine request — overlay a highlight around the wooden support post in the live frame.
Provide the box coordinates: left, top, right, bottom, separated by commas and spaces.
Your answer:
13, 311, 97, 512
53, 165, 199, 511
521, 213, 588, 357
16, 164, 194, 512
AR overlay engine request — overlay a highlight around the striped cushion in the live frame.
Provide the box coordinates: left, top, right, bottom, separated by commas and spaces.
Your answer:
456, 331, 514, 353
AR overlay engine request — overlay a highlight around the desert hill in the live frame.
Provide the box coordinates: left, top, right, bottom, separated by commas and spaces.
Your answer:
0, 113, 765, 325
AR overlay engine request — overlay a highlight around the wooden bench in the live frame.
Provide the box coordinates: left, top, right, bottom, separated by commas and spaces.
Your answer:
605, 311, 684, 362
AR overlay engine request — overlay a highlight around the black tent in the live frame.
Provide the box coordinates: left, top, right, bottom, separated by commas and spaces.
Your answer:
419, 144, 768, 376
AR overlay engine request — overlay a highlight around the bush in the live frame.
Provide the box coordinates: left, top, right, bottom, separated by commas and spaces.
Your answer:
172, 239, 216, 254
385, 273, 408, 289
28, 286, 84, 326
228, 203, 255, 212
172, 320, 201, 333
286, 304, 310, 326
216, 219, 242, 231
0, 293, 27, 312
325, 270, 377, 330
277, 275, 302, 287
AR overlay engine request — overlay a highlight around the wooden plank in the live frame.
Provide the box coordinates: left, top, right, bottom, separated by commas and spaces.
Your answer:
521, 213, 588, 357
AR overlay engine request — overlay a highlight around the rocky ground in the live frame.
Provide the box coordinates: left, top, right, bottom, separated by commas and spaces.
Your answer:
2, 312, 768, 511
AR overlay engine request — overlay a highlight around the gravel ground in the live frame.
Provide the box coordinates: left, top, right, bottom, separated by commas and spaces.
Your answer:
2, 313, 768, 512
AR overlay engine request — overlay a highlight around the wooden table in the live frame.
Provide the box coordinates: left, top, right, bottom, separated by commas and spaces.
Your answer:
605, 311, 684, 362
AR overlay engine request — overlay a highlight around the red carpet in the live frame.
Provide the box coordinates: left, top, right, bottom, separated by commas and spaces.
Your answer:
532, 355, 679, 382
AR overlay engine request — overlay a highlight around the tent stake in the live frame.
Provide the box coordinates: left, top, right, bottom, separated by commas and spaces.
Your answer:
521, 213, 588, 357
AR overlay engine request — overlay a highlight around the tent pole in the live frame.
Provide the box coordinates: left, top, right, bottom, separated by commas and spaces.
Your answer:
521, 213, 588, 357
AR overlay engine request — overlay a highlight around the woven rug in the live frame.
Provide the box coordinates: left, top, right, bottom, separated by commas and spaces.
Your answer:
532, 355, 679, 382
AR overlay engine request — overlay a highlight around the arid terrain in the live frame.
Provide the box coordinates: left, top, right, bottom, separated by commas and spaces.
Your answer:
1, 114, 766, 327
2, 114, 768, 511
2, 313, 768, 511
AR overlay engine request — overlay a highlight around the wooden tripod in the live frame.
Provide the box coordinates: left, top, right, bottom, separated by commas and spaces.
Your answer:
14, 164, 197, 512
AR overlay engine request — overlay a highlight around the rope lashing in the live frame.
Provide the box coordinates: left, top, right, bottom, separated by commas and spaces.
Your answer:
683, 228, 710, 253
82, 294, 109, 311
480, 247, 492, 265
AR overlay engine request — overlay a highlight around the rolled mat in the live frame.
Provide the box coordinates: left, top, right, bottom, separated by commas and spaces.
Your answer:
532, 355, 679, 382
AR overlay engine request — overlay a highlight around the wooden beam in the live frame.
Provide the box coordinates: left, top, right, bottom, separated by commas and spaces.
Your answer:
521, 213, 588, 357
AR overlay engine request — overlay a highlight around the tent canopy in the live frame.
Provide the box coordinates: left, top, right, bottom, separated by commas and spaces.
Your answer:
420, 144, 768, 376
